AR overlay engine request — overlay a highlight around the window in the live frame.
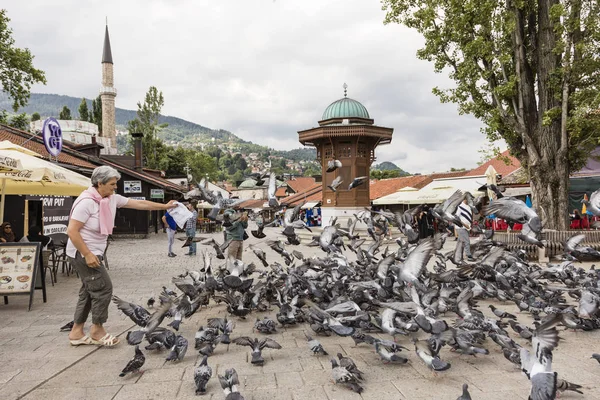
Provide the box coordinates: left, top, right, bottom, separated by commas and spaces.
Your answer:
357, 142, 368, 158
339, 141, 352, 158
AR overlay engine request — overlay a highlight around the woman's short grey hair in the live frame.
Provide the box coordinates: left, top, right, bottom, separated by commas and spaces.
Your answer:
91, 166, 121, 187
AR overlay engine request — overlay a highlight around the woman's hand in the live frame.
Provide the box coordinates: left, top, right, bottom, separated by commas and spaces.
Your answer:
84, 252, 101, 268
0, 238, 5, 243
164, 200, 177, 209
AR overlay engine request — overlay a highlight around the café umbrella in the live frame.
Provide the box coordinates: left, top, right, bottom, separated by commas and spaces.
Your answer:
0, 140, 91, 222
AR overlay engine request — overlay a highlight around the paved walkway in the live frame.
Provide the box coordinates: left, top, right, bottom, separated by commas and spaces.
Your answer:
1, 230, 599, 400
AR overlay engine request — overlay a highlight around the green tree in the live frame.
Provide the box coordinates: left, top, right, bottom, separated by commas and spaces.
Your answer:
370, 169, 402, 179
382, 0, 600, 230
8, 112, 28, 130
126, 86, 168, 169
59, 105, 71, 120
90, 95, 102, 131
30, 112, 40, 121
78, 98, 89, 121
0, 9, 46, 111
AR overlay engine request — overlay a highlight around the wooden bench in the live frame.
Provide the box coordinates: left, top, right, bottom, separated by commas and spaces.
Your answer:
493, 230, 600, 260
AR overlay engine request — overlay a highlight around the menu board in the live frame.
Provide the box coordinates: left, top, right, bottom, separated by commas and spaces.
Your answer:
0, 243, 41, 310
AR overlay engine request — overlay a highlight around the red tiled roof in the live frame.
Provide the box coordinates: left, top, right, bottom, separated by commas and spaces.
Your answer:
0, 124, 184, 193
281, 183, 322, 207
275, 187, 287, 197
235, 199, 267, 209
0, 125, 96, 169
369, 175, 432, 200
285, 177, 316, 194
464, 150, 521, 177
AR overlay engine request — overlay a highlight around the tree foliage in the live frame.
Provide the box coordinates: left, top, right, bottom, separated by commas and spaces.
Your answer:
8, 112, 28, 130
59, 105, 71, 120
78, 98, 88, 121
90, 95, 102, 131
382, 0, 600, 229
0, 9, 46, 112
30, 112, 40, 121
126, 86, 168, 169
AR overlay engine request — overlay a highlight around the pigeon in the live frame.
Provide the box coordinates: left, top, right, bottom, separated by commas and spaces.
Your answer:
556, 379, 584, 395
218, 368, 245, 400
119, 345, 145, 377
147, 297, 155, 308
456, 383, 472, 400
267, 172, 279, 209
166, 335, 188, 362
326, 159, 342, 173
582, 188, 600, 216
207, 317, 235, 344
375, 342, 408, 364
337, 353, 364, 380
591, 353, 600, 364
202, 238, 232, 260
194, 355, 212, 395
330, 358, 364, 393
59, 320, 74, 332
306, 333, 328, 355
126, 299, 173, 345
232, 337, 282, 365
328, 175, 343, 192
144, 327, 176, 351
414, 339, 451, 372
112, 295, 151, 327
348, 176, 368, 191
254, 317, 277, 334
249, 245, 269, 267
489, 305, 517, 320
483, 197, 542, 234
195, 325, 220, 349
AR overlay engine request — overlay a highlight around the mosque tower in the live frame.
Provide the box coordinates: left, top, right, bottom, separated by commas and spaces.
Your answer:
100, 24, 117, 152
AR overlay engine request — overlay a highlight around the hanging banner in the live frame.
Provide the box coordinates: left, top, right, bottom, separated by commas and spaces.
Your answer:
42, 118, 63, 157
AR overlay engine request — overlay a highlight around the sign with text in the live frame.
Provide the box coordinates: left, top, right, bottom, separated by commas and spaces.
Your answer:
42, 118, 63, 157
27, 195, 73, 238
150, 189, 164, 199
0, 242, 42, 310
124, 180, 142, 194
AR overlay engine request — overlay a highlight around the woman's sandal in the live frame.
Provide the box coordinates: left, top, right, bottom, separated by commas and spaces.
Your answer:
69, 335, 94, 346
90, 333, 120, 347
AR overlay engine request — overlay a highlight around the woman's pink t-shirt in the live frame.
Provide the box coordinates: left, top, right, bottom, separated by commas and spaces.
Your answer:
66, 194, 129, 257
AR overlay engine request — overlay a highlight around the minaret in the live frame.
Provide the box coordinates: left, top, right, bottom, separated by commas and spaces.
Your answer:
100, 23, 117, 152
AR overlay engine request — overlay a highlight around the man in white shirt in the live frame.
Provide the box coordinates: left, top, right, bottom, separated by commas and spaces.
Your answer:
455, 198, 475, 261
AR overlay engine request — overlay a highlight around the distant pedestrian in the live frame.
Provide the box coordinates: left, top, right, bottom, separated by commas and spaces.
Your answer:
455, 198, 474, 261
224, 209, 248, 261
185, 201, 198, 256
162, 211, 177, 257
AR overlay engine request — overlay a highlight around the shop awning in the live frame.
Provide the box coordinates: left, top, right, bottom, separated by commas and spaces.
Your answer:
502, 186, 531, 197
301, 201, 320, 209
373, 175, 486, 205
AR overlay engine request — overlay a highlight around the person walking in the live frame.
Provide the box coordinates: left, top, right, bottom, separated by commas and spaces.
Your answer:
224, 209, 248, 261
66, 166, 175, 347
455, 198, 474, 261
162, 211, 177, 257
185, 201, 198, 256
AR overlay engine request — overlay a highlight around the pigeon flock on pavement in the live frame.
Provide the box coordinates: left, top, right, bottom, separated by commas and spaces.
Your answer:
62, 169, 600, 399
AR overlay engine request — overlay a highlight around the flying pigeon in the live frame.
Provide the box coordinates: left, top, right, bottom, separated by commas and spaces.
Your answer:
326, 159, 342, 173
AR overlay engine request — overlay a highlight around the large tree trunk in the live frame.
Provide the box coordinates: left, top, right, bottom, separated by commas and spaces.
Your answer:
529, 159, 569, 231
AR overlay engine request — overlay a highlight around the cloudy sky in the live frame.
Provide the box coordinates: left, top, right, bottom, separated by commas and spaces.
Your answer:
5, 0, 500, 174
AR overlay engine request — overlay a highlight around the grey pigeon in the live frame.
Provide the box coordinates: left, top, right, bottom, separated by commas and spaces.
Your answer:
306, 333, 328, 355
375, 342, 408, 364
326, 159, 342, 172
112, 295, 151, 327
119, 345, 145, 377
60, 320, 74, 332
330, 358, 364, 393
328, 175, 343, 192
194, 355, 212, 395
337, 353, 364, 380
166, 335, 188, 362
254, 316, 277, 334
348, 176, 368, 191
591, 353, 600, 364
457, 383, 472, 400
233, 337, 282, 365
208, 317, 235, 344
218, 368, 245, 400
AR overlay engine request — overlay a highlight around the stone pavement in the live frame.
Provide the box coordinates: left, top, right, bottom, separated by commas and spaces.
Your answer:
1, 230, 600, 400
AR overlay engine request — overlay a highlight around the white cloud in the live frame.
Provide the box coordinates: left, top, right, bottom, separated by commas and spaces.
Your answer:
4, 0, 497, 173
